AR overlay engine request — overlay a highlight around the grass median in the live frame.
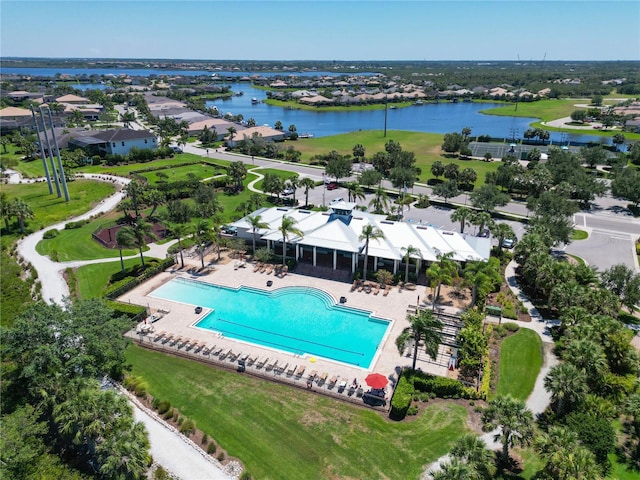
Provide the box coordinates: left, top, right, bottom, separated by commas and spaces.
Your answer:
496, 328, 542, 400
126, 345, 469, 480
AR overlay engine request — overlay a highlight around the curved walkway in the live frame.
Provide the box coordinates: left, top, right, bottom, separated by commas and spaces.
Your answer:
13, 173, 239, 479
423, 260, 558, 478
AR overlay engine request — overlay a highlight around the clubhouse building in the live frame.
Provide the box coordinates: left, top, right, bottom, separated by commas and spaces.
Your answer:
231, 202, 491, 275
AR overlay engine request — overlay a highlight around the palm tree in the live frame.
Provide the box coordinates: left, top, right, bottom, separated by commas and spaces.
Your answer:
191, 219, 212, 269
145, 189, 165, 218
168, 223, 188, 269
300, 177, 316, 207
210, 219, 223, 261
450, 207, 474, 234
463, 259, 501, 307
346, 181, 366, 203
624, 392, 640, 460
470, 211, 494, 236
401, 245, 422, 284
368, 185, 389, 214
1, 191, 12, 230
359, 224, 385, 281
131, 219, 155, 267
124, 180, 146, 217
490, 222, 515, 251
279, 215, 303, 266
395, 309, 443, 370
427, 253, 458, 310
247, 214, 269, 256
286, 174, 300, 205
482, 395, 534, 460
430, 457, 477, 480
535, 427, 602, 480
228, 161, 248, 191
226, 126, 237, 143
115, 226, 136, 272
11, 198, 34, 234
544, 362, 588, 417
450, 433, 496, 479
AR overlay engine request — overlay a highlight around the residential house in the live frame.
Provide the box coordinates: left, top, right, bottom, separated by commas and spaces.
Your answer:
69, 128, 157, 156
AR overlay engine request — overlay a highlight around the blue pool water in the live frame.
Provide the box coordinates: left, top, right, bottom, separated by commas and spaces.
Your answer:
150, 278, 390, 368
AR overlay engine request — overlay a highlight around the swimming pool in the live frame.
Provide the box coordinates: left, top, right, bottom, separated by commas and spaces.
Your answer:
150, 278, 390, 368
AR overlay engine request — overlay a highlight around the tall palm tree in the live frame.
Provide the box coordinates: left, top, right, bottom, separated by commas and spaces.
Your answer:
482, 395, 534, 460
346, 181, 366, 204
191, 219, 211, 269
115, 226, 136, 272
168, 223, 188, 269
450, 207, 474, 234
401, 245, 422, 284
247, 214, 269, 256
544, 362, 588, 417
427, 253, 458, 310
368, 185, 389, 214
490, 222, 515, 251
299, 177, 316, 207
395, 309, 443, 371
470, 211, 494, 236
359, 224, 385, 281
286, 174, 300, 205
0, 191, 11, 230
211, 219, 223, 261
124, 180, 145, 217
624, 392, 640, 461
132, 219, 155, 267
228, 161, 248, 191
11, 198, 34, 234
535, 426, 602, 480
145, 189, 165, 218
279, 215, 303, 266
450, 433, 496, 479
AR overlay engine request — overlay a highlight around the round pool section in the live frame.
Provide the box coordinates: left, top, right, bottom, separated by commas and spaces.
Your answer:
150, 278, 390, 368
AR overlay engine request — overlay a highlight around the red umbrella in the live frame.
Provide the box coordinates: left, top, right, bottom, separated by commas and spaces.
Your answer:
364, 373, 388, 389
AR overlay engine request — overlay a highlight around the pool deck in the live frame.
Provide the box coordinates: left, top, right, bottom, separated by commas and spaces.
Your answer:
122, 255, 460, 400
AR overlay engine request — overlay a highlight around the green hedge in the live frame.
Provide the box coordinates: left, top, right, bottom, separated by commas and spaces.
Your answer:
410, 371, 479, 400
106, 300, 146, 320
104, 257, 175, 299
389, 374, 414, 420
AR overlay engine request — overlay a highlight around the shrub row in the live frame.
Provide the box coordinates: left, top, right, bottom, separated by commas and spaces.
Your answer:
65, 219, 90, 230
389, 374, 414, 420
411, 371, 480, 400
105, 257, 176, 299
129, 160, 226, 175
106, 300, 147, 320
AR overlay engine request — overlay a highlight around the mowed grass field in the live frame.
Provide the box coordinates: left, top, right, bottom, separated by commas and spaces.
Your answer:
74, 256, 159, 299
495, 328, 543, 400
294, 130, 501, 183
126, 345, 470, 480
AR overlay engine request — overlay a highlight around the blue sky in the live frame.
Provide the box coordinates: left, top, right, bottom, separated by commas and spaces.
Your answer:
1, 1, 639, 61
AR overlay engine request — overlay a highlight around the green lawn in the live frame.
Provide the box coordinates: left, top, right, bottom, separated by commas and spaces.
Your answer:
77, 153, 228, 176
74, 257, 158, 299
293, 130, 500, 184
126, 345, 470, 480
496, 328, 542, 400
140, 163, 225, 184
36, 211, 138, 261
1, 180, 116, 248
480, 99, 580, 122
571, 229, 589, 240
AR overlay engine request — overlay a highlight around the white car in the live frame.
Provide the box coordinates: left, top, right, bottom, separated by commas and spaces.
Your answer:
330, 197, 344, 205
502, 238, 516, 249
281, 187, 295, 196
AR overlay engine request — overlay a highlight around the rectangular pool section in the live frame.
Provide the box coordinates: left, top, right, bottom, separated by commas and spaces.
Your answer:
150, 278, 390, 368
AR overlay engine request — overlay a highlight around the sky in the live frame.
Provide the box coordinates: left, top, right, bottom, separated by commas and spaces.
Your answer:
1, 1, 639, 61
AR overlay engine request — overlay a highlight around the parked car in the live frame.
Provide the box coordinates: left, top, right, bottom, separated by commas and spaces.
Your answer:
281, 187, 295, 196
170, 145, 183, 153
502, 238, 516, 249
326, 182, 339, 190
221, 225, 237, 236
330, 197, 344, 205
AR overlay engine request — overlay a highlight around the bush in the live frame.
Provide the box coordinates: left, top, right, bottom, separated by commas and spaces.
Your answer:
411, 371, 479, 400
202, 433, 208, 444
217, 452, 225, 462
157, 401, 171, 415
106, 300, 146, 320
163, 408, 174, 420
207, 442, 217, 454
389, 374, 413, 420
407, 405, 419, 416
65, 219, 89, 230
180, 418, 196, 435
43, 229, 59, 239
503, 322, 520, 332
239, 471, 253, 480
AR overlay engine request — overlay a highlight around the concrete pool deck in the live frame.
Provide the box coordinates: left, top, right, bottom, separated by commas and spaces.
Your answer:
121, 254, 457, 397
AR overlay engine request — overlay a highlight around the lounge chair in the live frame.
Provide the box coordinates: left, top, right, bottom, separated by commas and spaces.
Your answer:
266, 263, 274, 274
383, 284, 390, 296
296, 365, 306, 377
170, 336, 182, 346
374, 283, 381, 295
229, 351, 241, 362
358, 282, 365, 292
180, 338, 192, 348
259, 263, 268, 273
201, 344, 212, 355
154, 331, 166, 342
240, 353, 249, 362
317, 372, 328, 385
219, 349, 232, 360
212, 346, 223, 356
281, 265, 288, 277
351, 280, 359, 292
246, 356, 257, 366
266, 359, 278, 371
338, 380, 347, 393
276, 363, 288, 375
287, 364, 297, 376
308, 370, 317, 381
328, 376, 338, 388
274, 265, 282, 276
162, 334, 174, 344
257, 357, 269, 369
253, 262, 263, 273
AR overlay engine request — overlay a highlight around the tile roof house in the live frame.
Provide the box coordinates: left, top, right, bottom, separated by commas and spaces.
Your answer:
0, 106, 34, 131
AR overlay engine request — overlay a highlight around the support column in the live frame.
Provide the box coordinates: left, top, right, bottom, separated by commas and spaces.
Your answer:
313, 246, 317, 266
296, 244, 300, 261
393, 260, 398, 274
333, 250, 337, 270
373, 257, 378, 272
352, 253, 357, 273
